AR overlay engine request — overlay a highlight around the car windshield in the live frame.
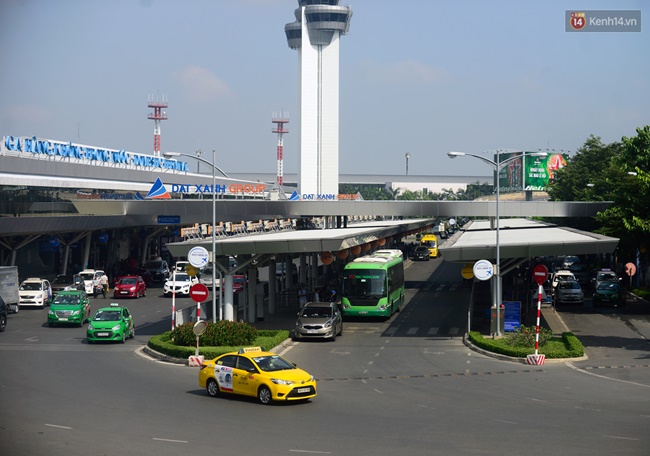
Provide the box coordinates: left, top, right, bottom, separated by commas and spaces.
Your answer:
79, 273, 94, 281
597, 282, 620, 291
119, 278, 137, 285
597, 272, 617, 281
169, 273, 191, 282
144, 261, 163, 269
94, 310, 121, 321
20, 282, 42, 291
300, 307, 333, 318
54, 295, 80, 304
559, 282, 580, 290
252, 355, 295, 372
53, 275, 73, 284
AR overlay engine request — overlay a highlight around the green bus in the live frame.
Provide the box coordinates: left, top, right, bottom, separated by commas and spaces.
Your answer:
341, 249, 405, 318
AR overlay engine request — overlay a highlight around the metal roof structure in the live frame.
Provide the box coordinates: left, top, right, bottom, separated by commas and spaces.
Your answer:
440, 219, 619, 263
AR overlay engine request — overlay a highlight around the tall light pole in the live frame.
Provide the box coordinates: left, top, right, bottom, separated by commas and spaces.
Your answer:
405, 152, 411, 175
447, 150, 547, 336
163, 151, 229, 322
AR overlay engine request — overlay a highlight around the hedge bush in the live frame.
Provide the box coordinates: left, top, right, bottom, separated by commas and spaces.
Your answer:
467, 330, 584, 359
171, 320, 257, 347
148, 328, 290, 360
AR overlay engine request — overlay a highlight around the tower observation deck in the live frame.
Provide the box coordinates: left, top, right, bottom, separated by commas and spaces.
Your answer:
285, 1, 352, 199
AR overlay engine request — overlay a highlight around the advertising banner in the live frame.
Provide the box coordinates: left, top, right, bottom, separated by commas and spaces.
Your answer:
496, 152, 524, 193
524, 153, 568, 191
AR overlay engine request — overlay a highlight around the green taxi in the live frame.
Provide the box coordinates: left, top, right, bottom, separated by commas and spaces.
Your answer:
86, 303, 134, 344
48, 290, 91, 327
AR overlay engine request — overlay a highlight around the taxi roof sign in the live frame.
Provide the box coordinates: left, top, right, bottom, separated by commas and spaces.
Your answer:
110, 302, 120, 307
237, 346, 265, 354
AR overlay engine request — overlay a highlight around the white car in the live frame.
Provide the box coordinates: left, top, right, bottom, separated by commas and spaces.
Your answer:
163, 272, 199, 297
78, 269, 105, 297
199, 267, 220, 289
551, 270, 576, 293
19, 278, 52, 309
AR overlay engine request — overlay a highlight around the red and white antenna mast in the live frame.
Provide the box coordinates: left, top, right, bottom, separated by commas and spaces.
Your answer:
272, 111, 289, 186
148, 93, 168, 157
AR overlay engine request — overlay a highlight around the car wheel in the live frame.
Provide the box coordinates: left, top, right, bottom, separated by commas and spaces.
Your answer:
338, 322, 343, 336
258, 385, 273, 405
130, 326, 135, 338
206, 379, 220, 397
78, 320, 83, 328
121, 331, 126, 343
143, 289, 147, 297
12, 304, 19, 314
0, 314, 6, 332
330, 331, 337, 342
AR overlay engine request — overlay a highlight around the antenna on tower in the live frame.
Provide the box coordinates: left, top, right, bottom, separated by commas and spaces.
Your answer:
147, 93, 168, 157
272, 111, 289, 186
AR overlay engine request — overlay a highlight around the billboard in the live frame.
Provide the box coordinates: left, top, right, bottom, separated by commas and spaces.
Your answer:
494, 152, 568, 193
523, 153, 567, 191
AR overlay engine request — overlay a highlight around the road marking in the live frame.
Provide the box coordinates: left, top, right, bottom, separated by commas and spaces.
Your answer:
602, 435, 639, 441
407, 327, 418, 335
153, 438, 189, 443
566, 362, 650, 388
25, 336, 39, 342
290, 450, 332, 454
373, 389, 384, 394
493, 419, 517, 425
45, 424, 72, 429
428, 327, 439, 335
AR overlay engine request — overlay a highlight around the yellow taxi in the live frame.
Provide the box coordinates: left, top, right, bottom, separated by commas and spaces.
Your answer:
198, 347, 317, 404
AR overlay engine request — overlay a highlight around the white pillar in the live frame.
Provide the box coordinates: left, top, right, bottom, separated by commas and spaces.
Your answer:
224, 274, 234, 321
248, 268, 258, 324
268, 260, 277, 315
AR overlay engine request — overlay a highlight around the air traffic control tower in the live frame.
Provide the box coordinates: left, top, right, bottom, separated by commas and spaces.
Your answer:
285, 1, 352, 199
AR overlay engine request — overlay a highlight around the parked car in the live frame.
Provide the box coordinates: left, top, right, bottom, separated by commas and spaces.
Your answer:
199, 266, 219, 289
554, 280, 584, 306
561, 255, 580, 270
86, 302, 134, 343
292, 301, 343, 341
19, 278, 52, 308
47, 290, 91, 327
412, 246, 431, 261
232, 275, 247, 293
113, 275, 147, 299
593, 281, 626, 308
163, 272, 199, 297
51, 274, 81, 296
198, 346, 317, 404
0, 295, 7, 332
142, 260, 170, 283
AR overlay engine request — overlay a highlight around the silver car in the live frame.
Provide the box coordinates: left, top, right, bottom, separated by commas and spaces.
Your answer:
555, 280, 584, 306
292, 302, 343, 341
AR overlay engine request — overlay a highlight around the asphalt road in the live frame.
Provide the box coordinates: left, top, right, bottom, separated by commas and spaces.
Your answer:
1, 262, 648, 456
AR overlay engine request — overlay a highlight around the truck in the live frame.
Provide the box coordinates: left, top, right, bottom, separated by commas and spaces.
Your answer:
0, 266, 20, 313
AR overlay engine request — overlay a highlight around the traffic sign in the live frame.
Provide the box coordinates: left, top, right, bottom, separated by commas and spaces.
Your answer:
189, 283, 209, 303
532, 264, 549, 284
188, 246, 210, 268
185, 265, 199, 277
625, 262, 636, 276
473, 260, 494, 281
461, 263, 474, 280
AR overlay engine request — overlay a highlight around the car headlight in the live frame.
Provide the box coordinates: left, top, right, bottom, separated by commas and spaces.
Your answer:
72, 310, 80, 315
295, 321, 302, 328
88, 324, 95, 330
271, 378, 293, 386
378, 305, 387, 311
324, 320, 333, 328
48, 310, 54, 315
112, 324, 122, 331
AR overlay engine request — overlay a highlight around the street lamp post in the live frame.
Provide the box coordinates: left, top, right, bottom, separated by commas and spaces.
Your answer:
447, 150, 547, 336
405, 152, 411, 175
163, 150, 229, 323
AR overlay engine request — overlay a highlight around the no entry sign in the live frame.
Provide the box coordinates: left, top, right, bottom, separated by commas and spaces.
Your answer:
189, 283, 209, 303
532, 264, 549, 285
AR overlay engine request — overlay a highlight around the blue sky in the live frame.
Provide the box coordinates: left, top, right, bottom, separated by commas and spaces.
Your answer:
1, 0, 648, 177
